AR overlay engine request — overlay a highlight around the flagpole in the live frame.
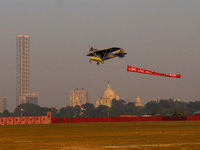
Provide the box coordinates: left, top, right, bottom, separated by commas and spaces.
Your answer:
20, 108, 23, 117
108, 107, 111, 117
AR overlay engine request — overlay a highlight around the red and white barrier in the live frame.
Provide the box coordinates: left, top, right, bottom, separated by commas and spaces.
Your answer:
0, 117, 7, 125
14, 117, 21, 125
35, 116, 41, 124
0, 112, 52, 126
41, 116, 47, 124
7, 117, 14, 125
28, 117, 35, 124
47, 112, 51, 124
21, 117, 28, 124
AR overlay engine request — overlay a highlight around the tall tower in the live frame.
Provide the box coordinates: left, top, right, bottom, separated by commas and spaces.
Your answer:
16, 35, 30, 106
0, 97, 7, 113
135, 96, 142, 106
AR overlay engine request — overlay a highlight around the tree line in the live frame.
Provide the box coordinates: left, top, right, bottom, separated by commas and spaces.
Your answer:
1, 99, 200, 118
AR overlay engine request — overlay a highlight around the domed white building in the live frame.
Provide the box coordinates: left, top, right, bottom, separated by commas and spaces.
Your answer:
96, 83, 119, 107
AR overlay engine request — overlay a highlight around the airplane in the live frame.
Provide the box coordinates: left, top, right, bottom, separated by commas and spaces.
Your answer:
86, 47, 127, 65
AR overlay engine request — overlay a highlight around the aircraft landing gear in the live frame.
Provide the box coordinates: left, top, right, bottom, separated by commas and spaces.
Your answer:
89, 60, 93, 63
101, 61, 104, 64
97, 62, 100, 65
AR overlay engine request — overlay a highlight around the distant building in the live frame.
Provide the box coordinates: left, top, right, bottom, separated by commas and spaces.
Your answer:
173, 98, 180, 102
18, 93, 39, 105
153, 97, 180, 103
16, 35, 39, 106
153, 97, 161, 103
72, 95, 81, 107
16, 35, 30, 106
135, 96, 142, 106
0, 97, 7, 113
70, 88, 88, 107
96, 83, 119, 108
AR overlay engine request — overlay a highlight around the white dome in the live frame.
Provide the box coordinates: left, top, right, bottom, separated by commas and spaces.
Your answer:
102, 83, 115, 99
95, 82, 120, 108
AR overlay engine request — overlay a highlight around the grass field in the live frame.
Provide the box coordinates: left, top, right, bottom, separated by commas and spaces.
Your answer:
0, 121, 200, 150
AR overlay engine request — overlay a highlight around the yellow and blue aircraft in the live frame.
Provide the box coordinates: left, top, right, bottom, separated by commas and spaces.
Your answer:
86, 47, 127, 65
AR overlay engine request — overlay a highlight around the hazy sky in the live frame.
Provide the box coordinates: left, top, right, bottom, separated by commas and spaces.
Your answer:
0, 0, 200, 111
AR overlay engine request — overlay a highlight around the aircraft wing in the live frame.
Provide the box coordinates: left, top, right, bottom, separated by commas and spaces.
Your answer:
86, 47, 121, 56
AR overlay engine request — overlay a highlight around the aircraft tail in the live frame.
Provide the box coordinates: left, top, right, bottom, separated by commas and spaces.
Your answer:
89, 47, 94, 53
89, 47, 98, 53
115, 49, 127, 58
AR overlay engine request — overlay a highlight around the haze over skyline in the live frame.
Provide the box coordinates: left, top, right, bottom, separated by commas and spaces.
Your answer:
0, 0, 200, 111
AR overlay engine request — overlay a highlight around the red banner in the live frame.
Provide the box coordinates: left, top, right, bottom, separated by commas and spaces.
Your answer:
127, 65, 181, 78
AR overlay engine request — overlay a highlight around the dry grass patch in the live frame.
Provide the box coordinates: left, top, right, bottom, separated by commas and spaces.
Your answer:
0, 121, 200, 149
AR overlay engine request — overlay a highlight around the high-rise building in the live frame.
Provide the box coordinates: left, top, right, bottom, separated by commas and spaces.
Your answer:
16, 35, 39, 106
18, 93, 39, 105
70, 88, 88, 107
25, 93, 39, 105
0, 97, 7, 113
16, 35, 30, 106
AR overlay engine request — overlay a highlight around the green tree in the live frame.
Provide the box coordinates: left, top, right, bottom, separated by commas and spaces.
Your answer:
143, 99, 189, 115
81, 103, 96, 117
3, 110, 10, 117
170, 110, 185, 116
134, 106, 144, 116
143, 100, 161, 115
96, 105, 109, 117
14, 103, 51, 117
37, 107, 52, 116
59, 106, 75, 118
124, 102, 135, 115
110, 99, 126, 117
188, 101, 200, 114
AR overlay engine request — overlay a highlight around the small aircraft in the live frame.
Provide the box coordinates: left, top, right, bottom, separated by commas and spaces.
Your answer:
86, 47, 127, 65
